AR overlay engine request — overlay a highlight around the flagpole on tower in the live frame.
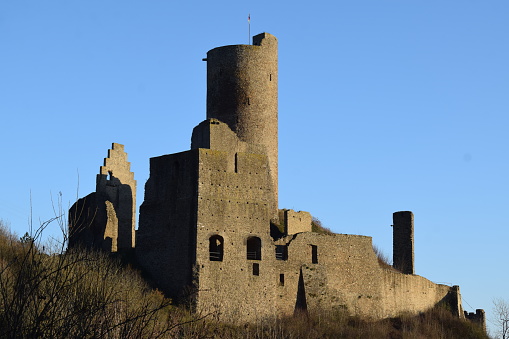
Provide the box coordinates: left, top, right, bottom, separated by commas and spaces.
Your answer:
248, 13, 251, 44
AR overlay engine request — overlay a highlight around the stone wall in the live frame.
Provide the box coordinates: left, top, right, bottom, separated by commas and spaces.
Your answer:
70, 32, 482, 329
273, 232, 453, 320
191, 119, 278, 319
279, 209, 312, 235
135, 118, 460, 323
69, 143, 136, 252
136, 150, 199, 300
96, 143, 136, 250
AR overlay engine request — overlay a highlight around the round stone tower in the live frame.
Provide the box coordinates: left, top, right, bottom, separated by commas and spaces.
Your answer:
205, 32, 278, 207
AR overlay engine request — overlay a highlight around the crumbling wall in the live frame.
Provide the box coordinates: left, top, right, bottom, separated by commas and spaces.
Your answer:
69, 192, 101, 249
96, 143, 136, 250
278, 209, 312, 235
69, 143, 136, 252
269, 231, 455, 320
273, 232, 382, 318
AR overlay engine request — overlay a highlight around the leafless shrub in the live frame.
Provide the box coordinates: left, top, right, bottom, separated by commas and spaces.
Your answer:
493, 298, 509, 339
0, 217, 206, 338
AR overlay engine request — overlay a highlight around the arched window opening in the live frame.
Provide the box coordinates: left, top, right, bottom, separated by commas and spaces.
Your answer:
246, 236, 262, 260
209, 235, 224, 261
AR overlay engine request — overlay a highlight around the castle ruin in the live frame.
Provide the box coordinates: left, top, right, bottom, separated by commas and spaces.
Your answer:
69, 33, 485, 327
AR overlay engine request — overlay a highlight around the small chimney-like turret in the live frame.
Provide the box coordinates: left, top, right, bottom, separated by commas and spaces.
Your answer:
393, 211, 414, 274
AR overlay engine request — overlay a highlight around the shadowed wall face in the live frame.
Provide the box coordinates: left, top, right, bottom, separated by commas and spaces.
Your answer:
393, 211, 414, 274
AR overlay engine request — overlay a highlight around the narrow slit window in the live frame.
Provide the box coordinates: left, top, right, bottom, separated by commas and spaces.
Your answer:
209, 235, 224, 261
279, 273, 285, 286
234, 153, 238, 173
311, 245, 318, 264
253, 263, 259, 276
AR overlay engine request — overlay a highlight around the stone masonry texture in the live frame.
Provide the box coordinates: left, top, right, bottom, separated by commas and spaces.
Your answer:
206, 33, 278, 216
70, 33, 484, 331
69, 143, 136, 252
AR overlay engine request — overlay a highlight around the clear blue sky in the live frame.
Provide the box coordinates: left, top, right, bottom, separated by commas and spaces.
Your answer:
1, 1, 507, 334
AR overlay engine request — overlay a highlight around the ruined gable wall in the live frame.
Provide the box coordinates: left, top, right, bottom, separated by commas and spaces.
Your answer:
195, 148, 279, 321
69, 143, 136, 252
96, 143, 136, 250
136, 150, 199, 300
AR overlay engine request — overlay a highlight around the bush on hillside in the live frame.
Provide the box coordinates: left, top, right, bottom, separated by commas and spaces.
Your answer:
0, 219, 207, 338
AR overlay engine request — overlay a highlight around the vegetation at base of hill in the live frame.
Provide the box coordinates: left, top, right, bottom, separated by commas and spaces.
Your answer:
198, 306, 489, 339
0, 220, 208, 338
0, 219, 487, 339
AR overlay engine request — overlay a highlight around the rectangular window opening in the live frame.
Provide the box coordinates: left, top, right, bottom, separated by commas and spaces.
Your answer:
234, 153, 238, 173
279, 273, 285, 286
253, 263, 259, 276
275, 245, 288, 261
311, 245, 318, 264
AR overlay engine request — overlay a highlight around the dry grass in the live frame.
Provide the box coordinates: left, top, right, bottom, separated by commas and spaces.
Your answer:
0, 220, 207, 338
0, 220, 487, 338
201, 306, 488, 338
372, 244, 401, 272
311, 217, 334, 235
